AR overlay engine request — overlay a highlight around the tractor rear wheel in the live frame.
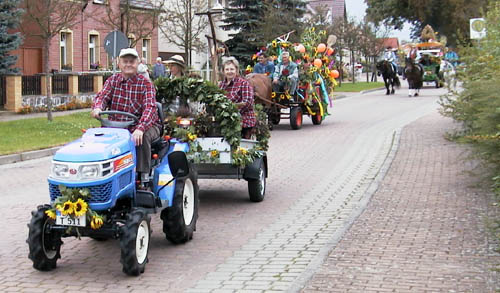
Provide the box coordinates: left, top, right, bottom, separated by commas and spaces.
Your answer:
161, 169, 199, 244
120, 208, 151, 276
27, 205, 62, 271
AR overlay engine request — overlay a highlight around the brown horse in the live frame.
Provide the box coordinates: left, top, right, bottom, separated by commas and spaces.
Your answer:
404, 57, 424, 97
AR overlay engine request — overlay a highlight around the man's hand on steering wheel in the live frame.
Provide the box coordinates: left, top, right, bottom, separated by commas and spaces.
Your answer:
132, 129, 144, 146
91, 108, 102, 118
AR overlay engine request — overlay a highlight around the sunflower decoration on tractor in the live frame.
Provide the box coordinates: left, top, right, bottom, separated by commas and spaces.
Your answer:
252, 27, 339, 130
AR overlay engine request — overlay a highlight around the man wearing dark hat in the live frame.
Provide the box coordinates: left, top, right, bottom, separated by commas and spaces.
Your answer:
91, 48, 162, 183
164, 55, 185, 79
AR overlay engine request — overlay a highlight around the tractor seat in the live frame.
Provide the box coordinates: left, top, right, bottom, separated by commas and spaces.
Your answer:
151, 102, 169, 161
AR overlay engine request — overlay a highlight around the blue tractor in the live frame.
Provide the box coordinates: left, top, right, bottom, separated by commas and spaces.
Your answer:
27, 106, 199, 276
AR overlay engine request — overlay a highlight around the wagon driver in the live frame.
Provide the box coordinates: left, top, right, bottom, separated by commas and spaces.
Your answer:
219, 57, 257, 139
91, 48, 162, 183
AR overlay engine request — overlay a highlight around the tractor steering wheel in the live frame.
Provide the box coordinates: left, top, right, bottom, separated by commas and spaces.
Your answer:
97, 111, 139, 129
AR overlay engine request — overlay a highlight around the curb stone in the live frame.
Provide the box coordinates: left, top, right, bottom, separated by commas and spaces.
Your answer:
0, 147, 60, 165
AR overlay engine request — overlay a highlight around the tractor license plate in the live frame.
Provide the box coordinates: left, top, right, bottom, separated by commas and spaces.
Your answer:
56, 212, 86, 227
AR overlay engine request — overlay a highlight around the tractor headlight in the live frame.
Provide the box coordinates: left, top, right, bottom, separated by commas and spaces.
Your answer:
79, 165, 99, 179
52, 163, 69, 178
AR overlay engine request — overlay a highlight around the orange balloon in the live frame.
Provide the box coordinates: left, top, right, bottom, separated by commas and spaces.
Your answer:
317, 43, 326, 53
296, 44, 306, 53
331, 69, 340, 78
313, 58, 323, 68
326, 47, 334, 56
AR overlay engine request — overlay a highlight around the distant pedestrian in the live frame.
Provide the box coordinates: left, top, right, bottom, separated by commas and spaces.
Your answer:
152, 57, 166, 80
138, 57, 150, 81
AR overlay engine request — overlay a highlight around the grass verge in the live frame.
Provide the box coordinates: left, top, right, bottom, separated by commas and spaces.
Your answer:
335, 81, 384, 92
0, 111, 99, 155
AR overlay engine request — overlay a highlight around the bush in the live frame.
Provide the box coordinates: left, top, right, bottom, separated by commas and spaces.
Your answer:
440, 1, 500, 192
439, 1, 500, 259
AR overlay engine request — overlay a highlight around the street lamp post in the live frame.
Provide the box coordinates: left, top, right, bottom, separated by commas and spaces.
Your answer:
196, 1, 223, 84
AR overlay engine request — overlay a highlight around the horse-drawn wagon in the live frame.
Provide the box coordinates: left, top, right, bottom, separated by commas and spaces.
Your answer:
247, 28, 337, 130
415, 42, 445, 88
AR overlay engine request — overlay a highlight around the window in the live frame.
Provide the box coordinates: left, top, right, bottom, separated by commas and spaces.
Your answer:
60, 33, 67, 66
89, 34, 99, 70
142, 39, 150, 63
60, 31, 73, 70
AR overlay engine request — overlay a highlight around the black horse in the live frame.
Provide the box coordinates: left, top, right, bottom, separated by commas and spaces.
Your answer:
376, 60, 401, 95
403, 57, 424, 97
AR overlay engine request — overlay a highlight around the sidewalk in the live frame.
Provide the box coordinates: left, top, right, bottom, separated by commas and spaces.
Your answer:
302, 112, 500, 292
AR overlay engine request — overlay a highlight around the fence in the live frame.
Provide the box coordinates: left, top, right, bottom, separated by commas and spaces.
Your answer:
103, 73, 112, 85
52, 75, 68, 94
78, 75, 94, 93
0, 76, 6, 106
22, 75, 41, 96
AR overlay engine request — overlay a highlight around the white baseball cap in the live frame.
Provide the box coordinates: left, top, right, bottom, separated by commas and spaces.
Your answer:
119, 48, 139, 58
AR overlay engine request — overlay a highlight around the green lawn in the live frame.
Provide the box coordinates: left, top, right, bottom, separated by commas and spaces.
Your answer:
334, 81, 385, 92
0, 111, 100, 155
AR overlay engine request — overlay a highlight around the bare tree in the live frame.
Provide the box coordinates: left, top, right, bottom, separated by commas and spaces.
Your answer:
328, 16, 359, 83
91, 0, 163, 47
357, 21, 390, 82
159, 0, 207, 67
21, 0, 85, 121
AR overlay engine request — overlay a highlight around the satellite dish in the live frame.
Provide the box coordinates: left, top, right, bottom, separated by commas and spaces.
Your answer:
327, 35, 337, 47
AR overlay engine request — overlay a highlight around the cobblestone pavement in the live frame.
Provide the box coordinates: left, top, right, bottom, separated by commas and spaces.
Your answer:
301, 112, 500, 292
0, 86, 482, 292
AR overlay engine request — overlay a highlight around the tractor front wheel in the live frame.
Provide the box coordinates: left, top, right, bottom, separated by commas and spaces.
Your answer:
161, 169, 199, 244
120, 208, 151, 276
27, 205, 62, 271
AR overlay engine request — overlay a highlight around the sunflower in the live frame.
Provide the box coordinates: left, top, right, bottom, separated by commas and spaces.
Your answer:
238, 147, 248, 155
187, 133, 197, 141
271, 92, 276, 98
58, 201, 74, 216
210, 150, 219, 158
45, 209, 57, 220
73, 198, 88, 217
90, 216, 104, 230
272, 40, 277, 48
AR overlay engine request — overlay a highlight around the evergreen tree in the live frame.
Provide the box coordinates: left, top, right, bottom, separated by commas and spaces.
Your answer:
0, 0, 23, 74
223, 0, 306, 66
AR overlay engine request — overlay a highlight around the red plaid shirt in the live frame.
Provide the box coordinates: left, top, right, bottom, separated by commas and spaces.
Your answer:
219, 76, 256, 128
93, 73, 161, 133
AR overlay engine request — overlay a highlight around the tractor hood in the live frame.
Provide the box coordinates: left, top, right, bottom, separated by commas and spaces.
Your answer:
53, 128, 134, 162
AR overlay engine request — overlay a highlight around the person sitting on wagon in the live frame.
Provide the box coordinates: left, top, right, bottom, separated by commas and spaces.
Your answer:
419, 54, 432, 66
253, 53, 275, 78
92, 48, 161, 183
219, 57, 257, 139
272, 51, 298, 95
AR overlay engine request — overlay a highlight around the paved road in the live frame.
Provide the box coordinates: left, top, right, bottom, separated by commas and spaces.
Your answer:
0, 86, 442, 292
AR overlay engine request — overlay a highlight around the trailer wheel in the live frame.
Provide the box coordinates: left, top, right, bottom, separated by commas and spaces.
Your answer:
120, 208, 151, 276
27, 205, 62, 271
290, 107, 303, 130
161, 169, 199, 244
248, 161, 266, 202
311, 111, 323, 125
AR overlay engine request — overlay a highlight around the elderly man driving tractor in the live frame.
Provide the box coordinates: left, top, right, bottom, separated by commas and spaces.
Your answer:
91, 48, 162, 184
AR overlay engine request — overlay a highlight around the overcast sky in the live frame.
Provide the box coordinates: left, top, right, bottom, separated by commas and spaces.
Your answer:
345, 0, 413, 41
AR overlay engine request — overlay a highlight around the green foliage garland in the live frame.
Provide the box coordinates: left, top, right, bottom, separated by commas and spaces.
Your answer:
155, 77, 270, 167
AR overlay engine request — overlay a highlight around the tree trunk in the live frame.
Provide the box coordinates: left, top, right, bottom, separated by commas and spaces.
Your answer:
44, 38, 53, 122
